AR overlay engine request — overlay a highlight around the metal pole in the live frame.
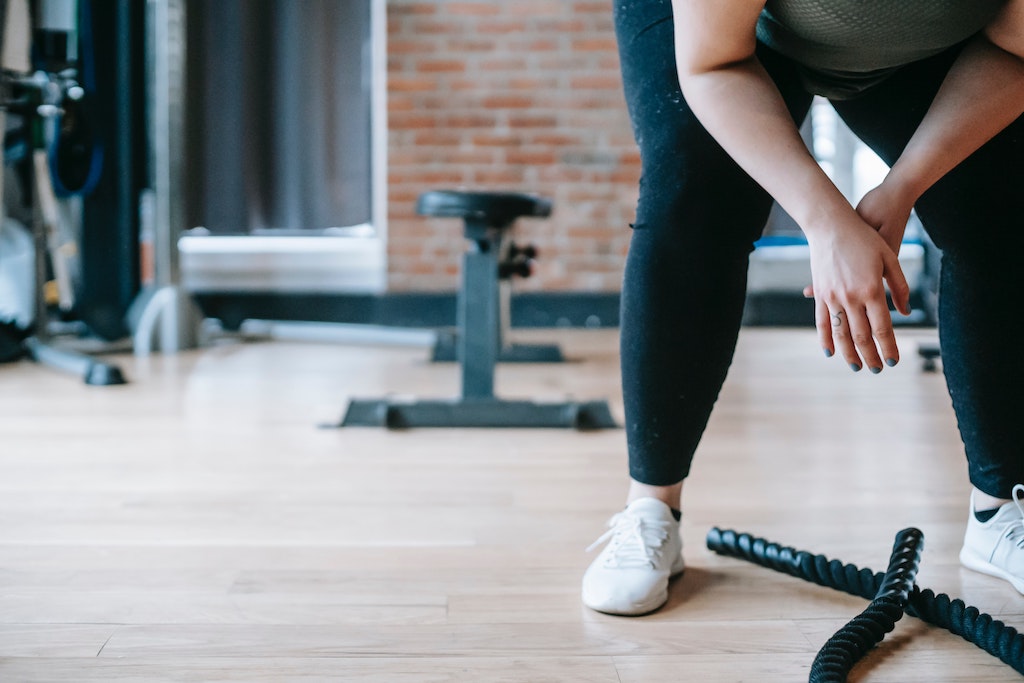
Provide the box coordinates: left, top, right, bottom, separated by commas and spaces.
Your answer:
131, 0, 199, 354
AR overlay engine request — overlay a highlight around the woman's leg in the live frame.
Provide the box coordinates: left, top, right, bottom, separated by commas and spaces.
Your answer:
581, 1, 813, 616
832, 46, 1024, 501
615, 1, 813, 495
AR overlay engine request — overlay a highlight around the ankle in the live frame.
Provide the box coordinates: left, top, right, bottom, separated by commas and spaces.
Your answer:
974, 488, 1011, 512
627, 479, 683, 513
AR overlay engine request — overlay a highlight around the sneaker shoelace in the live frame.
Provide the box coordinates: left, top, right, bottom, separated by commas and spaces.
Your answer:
586, 511, 672, 569
1004, 484, 1024, 549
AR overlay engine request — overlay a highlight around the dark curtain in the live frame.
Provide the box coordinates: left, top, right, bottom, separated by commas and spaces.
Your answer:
185, 0, 373, 234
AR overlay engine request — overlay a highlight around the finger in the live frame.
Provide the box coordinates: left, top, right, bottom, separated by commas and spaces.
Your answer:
883, 253, 912, 316
845, 301, 885, 374
830, 307, 863, 371
866, 298, 899, 369
803, 284, 814, 298
815, 296, 835, 358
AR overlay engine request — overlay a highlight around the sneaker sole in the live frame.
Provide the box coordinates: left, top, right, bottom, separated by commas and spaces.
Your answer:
583, 561, 686, 617
959, 547, 1024, 595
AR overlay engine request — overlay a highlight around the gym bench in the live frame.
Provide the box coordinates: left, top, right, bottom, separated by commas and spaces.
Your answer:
339, 190, 617, 430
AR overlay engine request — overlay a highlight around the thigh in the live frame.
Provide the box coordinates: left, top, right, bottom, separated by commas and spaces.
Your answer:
614, 1, 814, 250
918, 118, 1024, 254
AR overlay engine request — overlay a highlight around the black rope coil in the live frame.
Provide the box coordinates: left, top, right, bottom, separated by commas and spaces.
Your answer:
707, 527, 1024, 678
808, 528, 923, 682
810, 597, 905, 682
874, 528, 923, 604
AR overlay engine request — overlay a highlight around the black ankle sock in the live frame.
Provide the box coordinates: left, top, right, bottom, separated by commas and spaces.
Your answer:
975, 507, 1001, 523
670, 508, 682, 522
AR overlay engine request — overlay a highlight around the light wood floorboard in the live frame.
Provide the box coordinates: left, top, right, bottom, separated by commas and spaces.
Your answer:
1, 327, 1021, 681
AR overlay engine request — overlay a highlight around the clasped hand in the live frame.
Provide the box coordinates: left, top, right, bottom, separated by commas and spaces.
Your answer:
803, 182, 915, 373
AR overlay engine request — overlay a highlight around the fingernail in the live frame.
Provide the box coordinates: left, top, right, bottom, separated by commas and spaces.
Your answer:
824, 348, 833, 358
850, 363, 862, 372
886, 358, 897, 367
870, 366, 882, 374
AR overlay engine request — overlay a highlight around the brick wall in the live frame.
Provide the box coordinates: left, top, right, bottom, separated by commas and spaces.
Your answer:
386, 0, 639, 292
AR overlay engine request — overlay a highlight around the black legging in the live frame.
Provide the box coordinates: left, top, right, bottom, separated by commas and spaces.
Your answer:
615, 0, 1024, 497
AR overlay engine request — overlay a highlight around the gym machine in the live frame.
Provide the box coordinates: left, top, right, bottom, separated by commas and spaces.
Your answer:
2, 0, 200, 383
1, 0, 127, 384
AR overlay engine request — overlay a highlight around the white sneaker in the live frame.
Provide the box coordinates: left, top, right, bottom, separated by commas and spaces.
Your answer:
959, 484, 1024, 594
581, 497, 685, 615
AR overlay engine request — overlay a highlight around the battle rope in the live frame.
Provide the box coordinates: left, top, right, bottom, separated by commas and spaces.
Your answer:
808, 527, 922, 682
706, 527, 1024, 679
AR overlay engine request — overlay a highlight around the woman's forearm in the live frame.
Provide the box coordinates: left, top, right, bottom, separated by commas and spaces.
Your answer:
887, 36, 1024, 201
676, 57, 853, 237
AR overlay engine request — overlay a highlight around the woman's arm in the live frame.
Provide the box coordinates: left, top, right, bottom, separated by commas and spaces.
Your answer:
864, 0, 1024, 251
671, 0, 908, 372
671, 0, 848, 233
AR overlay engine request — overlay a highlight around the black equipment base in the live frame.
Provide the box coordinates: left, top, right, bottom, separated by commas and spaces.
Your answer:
430, 330, 565, 363
338, 397, 616, 430
918, 341, 941, 372
24, 336, 126, 386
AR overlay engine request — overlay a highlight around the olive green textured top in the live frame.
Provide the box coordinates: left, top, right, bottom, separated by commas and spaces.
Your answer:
756, 0, 1007, 98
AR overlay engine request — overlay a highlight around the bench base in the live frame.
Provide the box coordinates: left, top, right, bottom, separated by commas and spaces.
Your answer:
337, 397, 617, 430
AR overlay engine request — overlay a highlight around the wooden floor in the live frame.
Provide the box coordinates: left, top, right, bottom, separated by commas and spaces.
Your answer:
1, 327, 1021, 682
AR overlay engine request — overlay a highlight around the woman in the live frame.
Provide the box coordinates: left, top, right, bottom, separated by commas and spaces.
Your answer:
583, 0, 1024, 615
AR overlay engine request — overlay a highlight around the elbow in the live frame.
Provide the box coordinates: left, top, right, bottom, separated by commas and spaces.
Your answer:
675, 53, 757, 95
984, 7, 1024, 62
674, 47, 709, 91
985, 33, 1024, 63
676, 50, 740, 79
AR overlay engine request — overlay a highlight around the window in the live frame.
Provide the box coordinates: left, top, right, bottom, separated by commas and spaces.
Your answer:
178, 0, 386, 293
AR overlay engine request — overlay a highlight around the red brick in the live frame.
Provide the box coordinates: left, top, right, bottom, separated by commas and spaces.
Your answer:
388, 96, 416, 112
471, 133, 525, 147
513, 38, 560, 52
573, 1, 610, 13
481, 94, 536, 109
446, 38, 495, 52
389, 77, 439, 92
413, 131, 463, 146
409, 19, 466, 35
445, 149, 501, 165
507, 1, 566, 17
444, 114, 499, 130
479, 58, 529, 71
506, 149, 557, 165
571, 37, 618, 51
444, 2, 501, 17
389, 113, 438, 130
477, 20, 530, 34
506, 77, 561, 90
508, 114, 558, 129
416, 60, 466, 73
535, 19, 586, 32
529, 133, 584, 146
472, 168, 527, 184
388, 39, 438, 55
